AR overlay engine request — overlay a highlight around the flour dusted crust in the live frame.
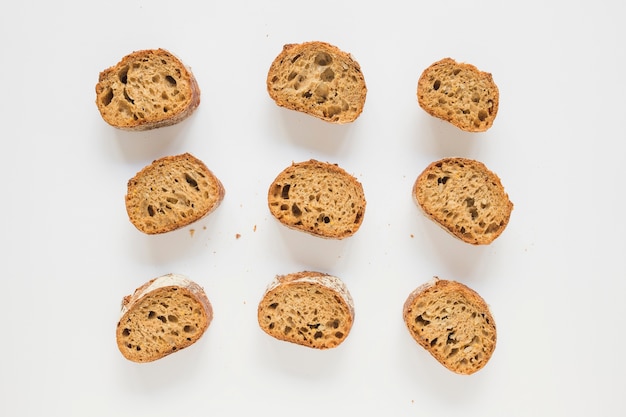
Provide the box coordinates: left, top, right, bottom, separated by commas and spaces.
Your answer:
403, 278, 497, 375
258, 271, 355, 349
116, 274, 213, 363
268, 159, 366, 239
267, 41, 367, 123
95, 49, 200, 131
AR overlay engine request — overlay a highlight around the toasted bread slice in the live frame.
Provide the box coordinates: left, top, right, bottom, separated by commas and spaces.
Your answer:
403, 278, 496, 375
267, 41, 367, 123
413, 157, 512, 245
268, 159, 366, 239
417, 58, 499, 132
125, 153, 225, 234
96, 49, 200, 131
258, 271, 355, 349
116, 274, 213, 363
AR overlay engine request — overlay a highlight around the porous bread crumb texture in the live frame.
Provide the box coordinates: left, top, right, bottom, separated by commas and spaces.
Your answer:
125, 153, 225, 234
258, 272, 354, 349
403, 279, 496, 375
417, 58, 499, 132
414, 158, 512, 245
95, 49, 200, 131
268, 160, 366, 239
267, 41, 367, 123
117, 286, 212, 363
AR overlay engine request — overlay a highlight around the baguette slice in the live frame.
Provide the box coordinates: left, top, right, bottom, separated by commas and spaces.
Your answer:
413, 157, 512, 245
258, 271, 355, 349
403, 278, 496, 375
267, 41, 367, 123
126, 153, 225, 234
116, 274, 213, 363
268, 159, 366, 239
95, 49, 200, 131
417, 58, 499, 132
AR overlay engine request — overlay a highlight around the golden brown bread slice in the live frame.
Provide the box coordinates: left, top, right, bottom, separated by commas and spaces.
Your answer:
116, 274, 213, 363
403, 278, 496, 375
258, 271, 355, 349
266, 41, 367, 123
417, 58, 499, 132
125, 153, 225, 234
268, 159, 366, 239
95, 49, 200, 131
413, 157, 513, 245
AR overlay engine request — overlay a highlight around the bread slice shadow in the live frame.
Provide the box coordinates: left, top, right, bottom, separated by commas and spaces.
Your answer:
411, 113, 482, 158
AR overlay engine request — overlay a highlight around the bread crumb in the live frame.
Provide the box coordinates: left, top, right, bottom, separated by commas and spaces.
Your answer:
189, 229, 195, 237
235, 233, 241, 239
410, 234, 414, 238
253, 224, 257, 232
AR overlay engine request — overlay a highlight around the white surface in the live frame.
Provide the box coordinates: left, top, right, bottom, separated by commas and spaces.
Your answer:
1, 1, 624, 416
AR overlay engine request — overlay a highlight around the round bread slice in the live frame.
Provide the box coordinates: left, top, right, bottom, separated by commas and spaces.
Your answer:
116, 274, 213, 363
266, 41, 367, 123
268, 159, 366, 239
417, 58, 499, 132
403, 278, 496, 375
258, 271, 355, 349
125, 153, 225, 234
95, 48, 201, 131
413, 157, 513, 245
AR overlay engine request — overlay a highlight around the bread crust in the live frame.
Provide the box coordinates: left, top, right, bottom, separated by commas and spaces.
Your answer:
413, 157, 513, 245
403, 278, 496, 375
125, 153, 225, 234
116, 274, 213, 362
95, 49, 200, 131
258, 271, 355, 349
417, 58, 499, 132
266, 41, 367, 123
267, 159, 366, 239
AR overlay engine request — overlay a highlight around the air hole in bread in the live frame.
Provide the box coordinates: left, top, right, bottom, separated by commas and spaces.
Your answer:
287, 71, 298, 81
165, 75, 177, 86
167, 315, 178, 323
101, 88, 114, 106
320, 68, 335, 82
281, 184, 290, 199
477, 110, 488, 121
157, 315, 167, 323
122, 328, 130, 337
314, 52, 333, 66
147, 205, 155, 217
185, 173, 199, 190
119, 66, 129, 84
433, 80, 441, 91
292, 203, 302, 217
183, 325, 195, 333
123, 89, 134, 104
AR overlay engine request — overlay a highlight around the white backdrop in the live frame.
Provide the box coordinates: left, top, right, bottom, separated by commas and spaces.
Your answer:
1, 1, 624, 416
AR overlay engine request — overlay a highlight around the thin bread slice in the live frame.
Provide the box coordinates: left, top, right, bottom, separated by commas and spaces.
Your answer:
258, 271, 355, 349
95, 49, 200, 131
413, 157, 512, 245
403, 277, 496, 375
266, 41, 367, 123
268, 159, 366, 239
116, 274, 213, 363
417, 58, 499, 132
125, 153, 225, 234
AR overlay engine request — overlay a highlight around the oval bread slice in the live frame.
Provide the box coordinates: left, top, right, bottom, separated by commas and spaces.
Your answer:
116, 274, 213, 363
266, 41, 367, 123
258, 271, 355, 349
403, 278, 496, 375
268, 159, 366, 239
413, 157, 513, 245
125, 153, 225, 234
417, 58, 499, 132
95, 49, 200, 131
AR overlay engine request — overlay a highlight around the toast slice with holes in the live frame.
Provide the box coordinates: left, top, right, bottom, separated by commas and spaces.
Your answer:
95, 49, 200, 131
125, 153, 225, 234
403, 277, 496, 375
116, 274, 213, 363
417, 58, 499, 132
268, 159, 366, 239
413, 157, 512, 245
266, 41, 367, 123
258, 271, 355, 349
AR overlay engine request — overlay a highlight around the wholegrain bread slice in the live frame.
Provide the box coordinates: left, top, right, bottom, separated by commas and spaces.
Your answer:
95, 49, 200, 131
413, 157, 512, 245
116, 274, 213, 363
267, 41, 367, 123
258, 271, 355, 349
403, 277, 496, 375
268, 159, 366, 239
126, 153, 225, 234
417, 58, 499, 132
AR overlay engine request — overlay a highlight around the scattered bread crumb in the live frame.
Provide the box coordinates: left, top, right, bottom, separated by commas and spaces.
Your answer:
235, 233, 241, 239
189, 229, 195, 237
253, 224, 257, 232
